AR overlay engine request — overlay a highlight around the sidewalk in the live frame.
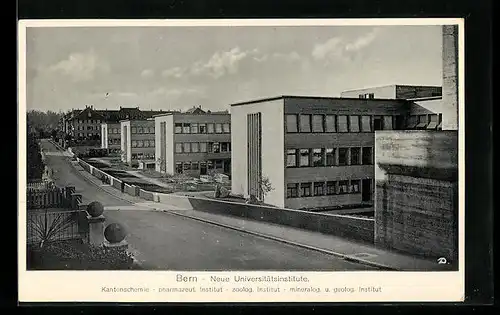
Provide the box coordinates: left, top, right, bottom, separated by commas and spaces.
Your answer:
124, 170, 173, 189
68, 147, 454, 271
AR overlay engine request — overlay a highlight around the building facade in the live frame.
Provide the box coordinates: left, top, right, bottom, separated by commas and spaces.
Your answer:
100, 122, 121, 153
120, 119, 156, 167
62, 105, 105, 141
154, 111, 231, 177
231, 95, 446, 211
341, 84, 442, 100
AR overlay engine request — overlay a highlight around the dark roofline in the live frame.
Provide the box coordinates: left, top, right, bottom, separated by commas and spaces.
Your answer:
230, 95, 409, 107
152, 111, 230, 118
341, 84, 442, 93
407, 96, 443, 101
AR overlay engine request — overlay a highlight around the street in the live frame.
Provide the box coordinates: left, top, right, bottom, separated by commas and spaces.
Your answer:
40, 139, 376, 271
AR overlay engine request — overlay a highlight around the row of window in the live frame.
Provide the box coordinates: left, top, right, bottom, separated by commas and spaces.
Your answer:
77, 132, 100, 137
407, 114, 442, 130
131, 153, 155, 160
107, 139, 121, 145
76, 126, 97, 131
131, 126, 155, 134
285, 114, 403, 133
174, 122, 231, 134
175, 160, 225, 173
175, 142, 231, 154
286, 147, 372, 168
287, 179, 367, 198
131, 140, 156, 148
108, 128, 120, 134
77, 120, 101, 124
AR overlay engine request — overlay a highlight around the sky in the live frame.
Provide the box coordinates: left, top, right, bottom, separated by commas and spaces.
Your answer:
25, 24, 443, 113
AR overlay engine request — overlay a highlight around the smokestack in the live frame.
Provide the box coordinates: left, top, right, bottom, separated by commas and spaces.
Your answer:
442, 25, 459, 131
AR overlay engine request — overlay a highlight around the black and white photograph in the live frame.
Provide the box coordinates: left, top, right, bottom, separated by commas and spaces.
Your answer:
18, 18, 463, 302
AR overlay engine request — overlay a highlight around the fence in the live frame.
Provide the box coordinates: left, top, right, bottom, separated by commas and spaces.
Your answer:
27, 186, 80, 209
27, 209, 89, 246
27, 181, 56, 191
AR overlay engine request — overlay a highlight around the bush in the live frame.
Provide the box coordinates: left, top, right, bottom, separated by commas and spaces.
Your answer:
27, 240, 138, 270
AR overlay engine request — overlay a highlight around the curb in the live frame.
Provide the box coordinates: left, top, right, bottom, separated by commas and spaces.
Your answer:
161, 209, 398, 271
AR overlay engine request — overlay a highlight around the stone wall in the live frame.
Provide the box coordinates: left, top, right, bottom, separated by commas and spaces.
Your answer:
375, 131, 458, 262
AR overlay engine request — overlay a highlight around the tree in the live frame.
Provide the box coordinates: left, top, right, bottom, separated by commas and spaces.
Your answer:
258, 175, 274, 202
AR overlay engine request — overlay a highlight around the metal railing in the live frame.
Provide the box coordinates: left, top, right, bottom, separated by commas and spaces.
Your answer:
27, 209, 88, 246
27, 186, 79, 209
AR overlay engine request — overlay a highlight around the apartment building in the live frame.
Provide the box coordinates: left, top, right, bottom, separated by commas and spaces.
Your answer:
120, 119, 156, 168
154, 108, 231, 177
341, 84, 442, 100
62, 105, 105, 140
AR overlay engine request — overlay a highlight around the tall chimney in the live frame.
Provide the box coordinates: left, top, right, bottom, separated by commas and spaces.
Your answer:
442, 25, 459, 131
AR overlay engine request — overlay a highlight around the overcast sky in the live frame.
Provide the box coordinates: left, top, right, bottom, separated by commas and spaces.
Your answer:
25, 25, 443, 113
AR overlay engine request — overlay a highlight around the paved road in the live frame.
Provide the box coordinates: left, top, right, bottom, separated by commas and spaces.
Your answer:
40, 140, 376, 271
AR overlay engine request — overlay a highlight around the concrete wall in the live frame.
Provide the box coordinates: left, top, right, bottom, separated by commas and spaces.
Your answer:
155, 192, 374, 243
155, 115, 175, 174
442, 25, 459, 131
231, 99, 285, 207
374, 131, 458, 261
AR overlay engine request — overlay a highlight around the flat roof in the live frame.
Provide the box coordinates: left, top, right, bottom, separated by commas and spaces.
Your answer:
230, 95, 409, 107
341, 84, 442, 93
152, 112, 230, 118
407, 96, 443, 101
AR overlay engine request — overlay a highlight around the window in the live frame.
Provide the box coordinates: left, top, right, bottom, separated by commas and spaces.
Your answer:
312, 115, 324, 133
207, 123, 215, 133
349, 116, 360, 132
325, 115, 336, 132
137, 140, 143, 148
215, 123, 223, 133
286, 149, 297, 167
183, 143, 191, 153
191, 123, 199, 134
350, 148, 361, 165
362, 147, 373, 165
416, 115, 428, 129
287, 183, 299, 198
314, 182, 325, 196
183, 123, 191, 134
176, 162, 183, 174
299, 115, 311, 132
221, 142, 230, 152
131, 140, 137, 148
175, 123, 183, 133
338, 148, 348, 166
326, 181, 336, 195
200, 142, 207, 153
87, 126, 93, 130
150, 140, 155, 147
149, 127, 155, 134
108, 139, 113, 145
326, 148, 336, 166
191, 162, 199, 170
131, 127, 137, 134
338, 180, 349, 194
374, 116, 383, 130
215, 160, 223, 169
300, 183, 312, 197
211, 142, 220, 153
199, 123, 207, 133
131, 154, 138, 160
183, 162, 191, 171
144, 140, 149, 147
299, 149, 310, 167
175, 143, 183, 153
223, 123, 230, 133
137, 127, 143, 134
312, 148, 324, 167
350, 180, 361, 193
286, 115, 298, 133
191, 142, 199, 153
207, 161, 214, 170
368, 93, 375, 99
337, 115, 348, 132
383, 116, 394, 130
361, 116, 371, 132
407, 115, 418, 129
